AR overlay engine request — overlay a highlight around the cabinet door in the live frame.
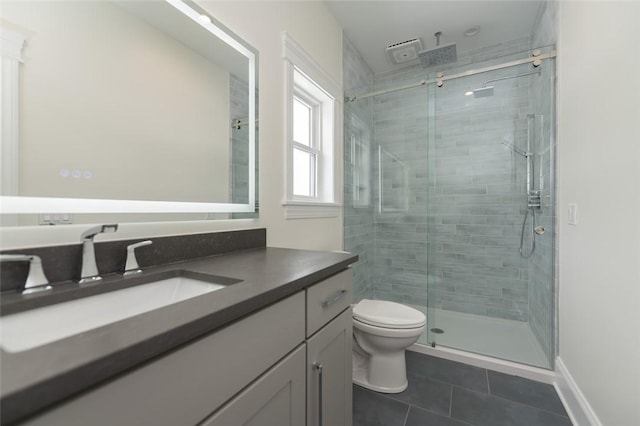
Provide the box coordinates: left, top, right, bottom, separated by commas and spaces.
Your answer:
307, 308, 353, 426
201, 344, 306, 426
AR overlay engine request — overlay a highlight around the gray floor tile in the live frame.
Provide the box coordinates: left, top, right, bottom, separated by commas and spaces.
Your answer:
488, 370, 568, 416
385, 372, 452, 416
451, 387, 573, 426
405, 405, 471, 426
353, 385, 409, 426
406, 351, 489, 393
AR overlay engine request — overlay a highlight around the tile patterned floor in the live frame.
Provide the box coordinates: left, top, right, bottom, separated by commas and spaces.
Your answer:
353, 350, 573, 426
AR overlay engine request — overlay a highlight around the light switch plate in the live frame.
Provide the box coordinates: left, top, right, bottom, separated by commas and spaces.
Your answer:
568, 203, 578, 225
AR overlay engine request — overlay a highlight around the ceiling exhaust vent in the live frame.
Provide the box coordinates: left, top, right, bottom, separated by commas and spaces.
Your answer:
385, 38, 423, 65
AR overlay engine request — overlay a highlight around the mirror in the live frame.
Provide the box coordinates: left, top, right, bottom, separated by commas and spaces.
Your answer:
0, 0, 258, 222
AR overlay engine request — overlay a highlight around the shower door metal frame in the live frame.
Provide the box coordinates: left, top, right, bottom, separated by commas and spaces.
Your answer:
346, 49, 556, 102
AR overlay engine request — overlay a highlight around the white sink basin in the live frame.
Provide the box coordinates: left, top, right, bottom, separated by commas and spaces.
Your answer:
0, 276, 228, 353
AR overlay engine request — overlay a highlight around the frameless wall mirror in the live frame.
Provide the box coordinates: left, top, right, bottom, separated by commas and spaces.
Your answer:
0, 0, 258, 225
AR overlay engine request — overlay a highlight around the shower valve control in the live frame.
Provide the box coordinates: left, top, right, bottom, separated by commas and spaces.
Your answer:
527, 190, 542, 210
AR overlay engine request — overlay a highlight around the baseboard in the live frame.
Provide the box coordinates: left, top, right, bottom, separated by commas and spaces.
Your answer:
408, 343, 556, 384
554, 357, 602, 426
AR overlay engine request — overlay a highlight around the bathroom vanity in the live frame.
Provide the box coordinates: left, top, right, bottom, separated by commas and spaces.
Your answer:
0, 238, 356, 426
0, 0, 353, 423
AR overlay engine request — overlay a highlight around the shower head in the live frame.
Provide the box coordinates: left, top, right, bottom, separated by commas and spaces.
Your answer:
418, 32, 457, 68
470, 70, 541, 99
472, 86, 494, 98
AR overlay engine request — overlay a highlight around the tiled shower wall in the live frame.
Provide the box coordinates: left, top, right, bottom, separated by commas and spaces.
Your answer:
343, 36, 375, 302
371, 38, 541, 321
426, 47, 534, 322
344, 32, 555, 333
371, 65, 430, 305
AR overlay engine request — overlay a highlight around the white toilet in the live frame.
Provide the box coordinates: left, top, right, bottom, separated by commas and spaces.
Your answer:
352, 299, 427, 393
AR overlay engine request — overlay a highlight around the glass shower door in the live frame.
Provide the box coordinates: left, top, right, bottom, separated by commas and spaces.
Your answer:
425, 48, 556, 369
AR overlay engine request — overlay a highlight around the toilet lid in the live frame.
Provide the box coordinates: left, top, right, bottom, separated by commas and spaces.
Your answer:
353, 299, 426, 329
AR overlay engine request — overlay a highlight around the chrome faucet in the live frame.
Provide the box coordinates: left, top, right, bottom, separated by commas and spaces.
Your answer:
79, 224, 118, 284
123, 240, 153, 276
0, 254, 52, 294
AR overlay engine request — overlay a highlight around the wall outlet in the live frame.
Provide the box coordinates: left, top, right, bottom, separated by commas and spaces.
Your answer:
39, 213, 74, 225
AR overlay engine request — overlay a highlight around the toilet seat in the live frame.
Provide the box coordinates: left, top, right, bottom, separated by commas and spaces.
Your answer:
353, 299, 426, 329
353, 316, 426, 338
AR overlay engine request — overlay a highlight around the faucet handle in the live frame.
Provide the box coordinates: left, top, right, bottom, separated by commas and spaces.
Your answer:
0, 254, 52, 294
124, 240, 153, 276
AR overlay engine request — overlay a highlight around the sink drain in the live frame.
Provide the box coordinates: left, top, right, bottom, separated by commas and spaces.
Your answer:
430, 328, 444, 334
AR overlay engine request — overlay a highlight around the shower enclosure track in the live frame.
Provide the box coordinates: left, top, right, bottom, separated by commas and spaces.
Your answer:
345, 49, 556, 102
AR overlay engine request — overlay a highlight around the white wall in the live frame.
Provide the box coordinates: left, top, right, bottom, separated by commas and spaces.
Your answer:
557, 2, 640, 425
199, 1, 344, 251
0, 1, 344, 252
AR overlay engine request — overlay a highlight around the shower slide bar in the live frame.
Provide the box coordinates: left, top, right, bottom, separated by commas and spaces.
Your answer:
345, 50, 556, 102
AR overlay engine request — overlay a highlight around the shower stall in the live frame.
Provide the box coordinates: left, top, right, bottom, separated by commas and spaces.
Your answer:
344, 40, 556, 369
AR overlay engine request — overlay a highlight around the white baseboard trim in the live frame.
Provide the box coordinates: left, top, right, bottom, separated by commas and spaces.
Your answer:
554, 357, 602, 426
408, 343, 556, 384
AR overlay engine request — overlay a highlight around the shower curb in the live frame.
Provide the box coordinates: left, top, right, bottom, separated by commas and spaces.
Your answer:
408, 343, 555, 384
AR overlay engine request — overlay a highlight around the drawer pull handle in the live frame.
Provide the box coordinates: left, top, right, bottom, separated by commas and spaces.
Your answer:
314, 362, 323, 426
321, 289, 348, 308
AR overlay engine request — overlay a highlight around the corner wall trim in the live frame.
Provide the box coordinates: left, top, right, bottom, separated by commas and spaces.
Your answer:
554, 357, 602, 426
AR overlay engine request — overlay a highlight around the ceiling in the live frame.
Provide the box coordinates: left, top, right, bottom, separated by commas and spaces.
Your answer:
324, 1, 544, 74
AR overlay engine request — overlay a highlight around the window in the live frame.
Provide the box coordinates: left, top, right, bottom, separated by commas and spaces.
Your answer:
292, 95, 317, 198
283, 32, 341, 219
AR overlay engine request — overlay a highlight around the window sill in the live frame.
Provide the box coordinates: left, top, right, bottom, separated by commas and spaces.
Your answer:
282, 201, 341, 219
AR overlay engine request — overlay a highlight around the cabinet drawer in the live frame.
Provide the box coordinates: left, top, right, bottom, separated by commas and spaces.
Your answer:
23, 292, 305, 426
306, 269, 353, 337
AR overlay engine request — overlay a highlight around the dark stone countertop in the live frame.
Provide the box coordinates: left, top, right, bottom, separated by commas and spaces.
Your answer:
0, 247, 357, 424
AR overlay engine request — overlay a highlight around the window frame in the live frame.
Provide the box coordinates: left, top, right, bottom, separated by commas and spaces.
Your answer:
283, 32, 342, 219
292, 91, 320, 199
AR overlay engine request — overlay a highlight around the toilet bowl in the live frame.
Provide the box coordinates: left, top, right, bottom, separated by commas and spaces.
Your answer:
352, 299, 426, 393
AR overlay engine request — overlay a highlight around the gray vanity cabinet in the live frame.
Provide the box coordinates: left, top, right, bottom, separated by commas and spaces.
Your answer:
203, 269, 353, 426
22, 293, 306, 426
307, 308, 353, 426
306, 270, 353, 426
19, 269, 353, 426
